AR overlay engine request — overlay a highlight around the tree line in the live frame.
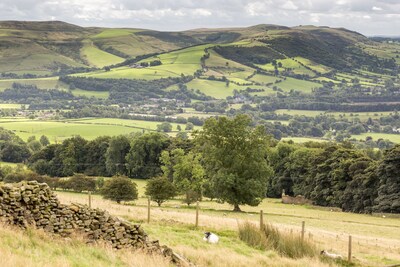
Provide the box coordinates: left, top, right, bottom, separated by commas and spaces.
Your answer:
1, 115, 400, 213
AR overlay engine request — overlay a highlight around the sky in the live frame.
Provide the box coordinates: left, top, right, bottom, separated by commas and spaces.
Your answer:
0, 0, 399, 36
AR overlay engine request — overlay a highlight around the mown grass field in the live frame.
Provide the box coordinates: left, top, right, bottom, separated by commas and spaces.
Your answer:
0, 118, 194, 142
56, 184, 400, 267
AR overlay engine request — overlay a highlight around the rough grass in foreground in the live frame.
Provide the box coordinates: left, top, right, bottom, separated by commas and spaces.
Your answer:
239, 222, 317, 259
0, 223, 171, 267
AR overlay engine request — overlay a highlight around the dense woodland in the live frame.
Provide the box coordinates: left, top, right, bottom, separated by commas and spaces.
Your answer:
1, 115, 399, 213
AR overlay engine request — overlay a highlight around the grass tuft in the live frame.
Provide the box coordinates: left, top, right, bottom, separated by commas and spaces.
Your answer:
239, 222, 318, 259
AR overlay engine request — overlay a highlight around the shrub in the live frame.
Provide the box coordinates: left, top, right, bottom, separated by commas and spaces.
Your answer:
100, 176, 138, 203
67, 174, 96, 192
145, 177, 176, 206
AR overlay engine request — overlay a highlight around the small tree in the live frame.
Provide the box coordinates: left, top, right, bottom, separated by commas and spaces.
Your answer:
185, 122, 194, 131
145, 176, 176, 206
67, 174, 96, 193
100, 176, 138, 203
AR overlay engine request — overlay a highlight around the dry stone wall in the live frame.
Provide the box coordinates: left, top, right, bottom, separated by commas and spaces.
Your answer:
0, 181, 183, 263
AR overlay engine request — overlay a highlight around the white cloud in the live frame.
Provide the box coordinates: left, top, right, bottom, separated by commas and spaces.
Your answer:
192, 8, 212, 17
281, 1, 298, 10
0, 0, 399, 35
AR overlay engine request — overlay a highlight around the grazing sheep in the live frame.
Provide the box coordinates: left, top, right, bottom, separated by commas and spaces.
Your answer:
321, 250, 343, 259
203, 232, 219, 244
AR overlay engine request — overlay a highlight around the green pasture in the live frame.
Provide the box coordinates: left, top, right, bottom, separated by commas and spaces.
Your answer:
274, 77, 322, 93
185, 79, 265, 99
250, 74, 280, 84
80, 40, 124, 68
351, 133, 400, 143
312, 77, 340, 84
275, 109, 326, 117
205, 50, 255, 79
70, 88, 109, 99
75, 66, 180, 80
0, 118, 196, 142
0, 120, 141, 142
294, 57, 331, 74
91, 29, 140, 39
281, 137, 329, 143
0, 104, 23, 109
0, 77, 67, 90
274, 109, 395, 121
69, 118, 198, 131
330, 111, 394, 121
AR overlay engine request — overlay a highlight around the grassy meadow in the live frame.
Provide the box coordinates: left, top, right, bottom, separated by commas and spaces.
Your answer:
0, 117, 194, 142
55, 181, 400, 267
0, 77, 67, 91
351, 133, 400, 143
80, 40, 125, 68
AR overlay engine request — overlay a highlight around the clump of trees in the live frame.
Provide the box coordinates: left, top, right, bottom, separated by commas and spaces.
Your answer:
22, 115, 400, 213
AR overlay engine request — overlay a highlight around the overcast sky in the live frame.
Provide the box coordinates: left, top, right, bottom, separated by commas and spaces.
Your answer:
0, 0, 399, 36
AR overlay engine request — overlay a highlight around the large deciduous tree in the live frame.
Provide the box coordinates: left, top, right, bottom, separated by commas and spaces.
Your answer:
194, 115, 272, 212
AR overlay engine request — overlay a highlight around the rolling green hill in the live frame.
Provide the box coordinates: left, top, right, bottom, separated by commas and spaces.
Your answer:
0, 20, 399, 102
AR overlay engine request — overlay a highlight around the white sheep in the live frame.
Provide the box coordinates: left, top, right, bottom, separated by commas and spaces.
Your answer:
203, 232, 219, 244
321, 250, 343, 260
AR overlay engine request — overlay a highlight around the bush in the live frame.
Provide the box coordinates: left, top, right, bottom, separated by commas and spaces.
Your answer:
145, 177, 176, 206
100, 176, 138, 203
67, 174, 96, 192
238, 222, 317, 259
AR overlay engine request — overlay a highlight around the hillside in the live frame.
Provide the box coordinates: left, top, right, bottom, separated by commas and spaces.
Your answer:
0, 21, 397, 78
1, 21, 400, 145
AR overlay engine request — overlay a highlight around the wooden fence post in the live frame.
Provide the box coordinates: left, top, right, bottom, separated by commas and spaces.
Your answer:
301, 221, 305, 240
260, 210, 264, 229
147, 197, 151, 223
348, 235, 352, 262
88, 191, 92, 208
195, 201, 199, 227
